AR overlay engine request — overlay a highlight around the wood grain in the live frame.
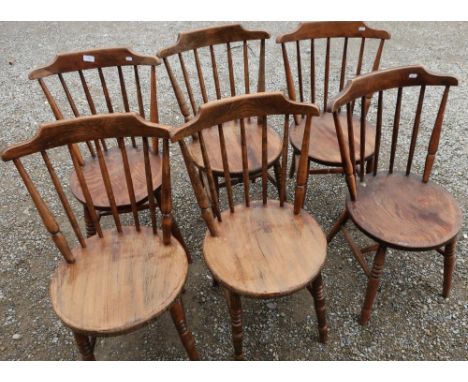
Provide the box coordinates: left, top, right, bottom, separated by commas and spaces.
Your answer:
347, 172, 462, 250
70, 145, 162, 210
290, 113, 375, 166
50, 226, 188, 336
203, 200, 327, 298
188, 118, 282, 174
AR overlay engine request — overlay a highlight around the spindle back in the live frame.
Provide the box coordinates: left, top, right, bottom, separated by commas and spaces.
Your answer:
2, 113, 173, 263
158, 24, 270, 123
29, 48, 161, 162
277, 22, 390, 113
171, 92, 320, 236
327, 65, 458, 201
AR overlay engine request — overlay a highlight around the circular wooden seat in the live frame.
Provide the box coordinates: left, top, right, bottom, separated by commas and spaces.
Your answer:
70, 145, 163, 210
203, 200, 327, 298
50, 226, 188, 335
289, 112, 376, 166
347, 172, 462, 250
188, 118, 283, 175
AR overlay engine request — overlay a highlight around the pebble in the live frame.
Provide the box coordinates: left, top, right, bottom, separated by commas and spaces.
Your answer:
12, 333, 22, 340
266, 302, 277, 309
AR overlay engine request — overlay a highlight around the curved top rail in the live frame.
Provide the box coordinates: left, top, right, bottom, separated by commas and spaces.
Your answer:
29, 47, 160, 79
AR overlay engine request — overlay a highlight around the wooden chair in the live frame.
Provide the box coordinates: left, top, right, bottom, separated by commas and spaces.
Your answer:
1, 113, 200, 360
276, 21, 390, 180
29, 48, 190, 260
158, 24, 283, 196
327, 66, 462, 325
171, 92, 328, 360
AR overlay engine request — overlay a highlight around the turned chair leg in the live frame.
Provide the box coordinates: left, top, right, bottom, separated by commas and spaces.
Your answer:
442, 237, 457, 298
327, 209, 349, 243
359, 245, 387, 325
73, 331, 96, 361
307, 272, 328, 343
226, 289, 243, 360
83, 206, 99, 238
155, 189, 192, 263
170, 297, 200, 360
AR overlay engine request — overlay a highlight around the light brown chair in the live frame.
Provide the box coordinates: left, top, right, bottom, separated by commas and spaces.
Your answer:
276, 21, 390, 180
1, 113, 199, 360
171, 92, 328, 360
158, 24, 283, 199
29, 48, 190, 260
327, 66, 462, 325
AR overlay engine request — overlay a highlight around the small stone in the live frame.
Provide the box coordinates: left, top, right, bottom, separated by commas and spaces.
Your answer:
266, 302, 277, 309
12, 333, 21, 340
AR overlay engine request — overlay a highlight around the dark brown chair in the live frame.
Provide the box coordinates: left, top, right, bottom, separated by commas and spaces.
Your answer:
29, 48, 190, 260
158, 24, 283, 196
1, 113, 200, 360
171, 92, 328, 360
276, 21, 390, 181
327, 66, 462, 325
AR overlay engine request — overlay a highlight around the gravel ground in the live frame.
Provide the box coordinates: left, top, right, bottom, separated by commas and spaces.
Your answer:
0, 21, 466, 361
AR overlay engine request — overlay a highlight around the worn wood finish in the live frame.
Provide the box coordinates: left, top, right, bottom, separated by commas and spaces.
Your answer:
160, 24, 275, 190
327, 66, 461, 324
28, 48, 190, 255
2, 113, 198, 360
307, 273, 328, 343
204, 201, 327, 297
188, 118, 282, 174
346, 173, 462, 250
277, 22, 390, 177
158, 24, 269, 58
50, 226, 188, 335
171, 93, 326, 357
169, 298, 200, 360
289, 113, 375, 166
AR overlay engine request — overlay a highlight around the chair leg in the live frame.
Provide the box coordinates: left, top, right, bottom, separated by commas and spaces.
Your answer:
83, 206, 98, 238
365, 155, 375, 174
226, 289, 243, 360
73, 331, 96, 361
169, 297, 200, 360
155, 189, 192, 263
301, 160, 311, 208
171, 217, 192, 264
307, 272, 328, 343
289, 149, 299, 179
273, 160, 282, 196
327, 209, 349, 243
359, 245, 387, 325
442, 238, 457, 298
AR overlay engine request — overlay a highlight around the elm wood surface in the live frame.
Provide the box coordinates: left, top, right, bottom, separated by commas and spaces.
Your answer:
204, 201, 326, 298
189, 118, 282, 174
70, 145, 162, 209
172, 93, 328, 359
289, 113, 375, 166
159, 24, 280, 189
276, 21, 390, 175
2, 113, 199, 360
327, 65, 461, 325
347, 172, 462, 250
50, 226, 188, 335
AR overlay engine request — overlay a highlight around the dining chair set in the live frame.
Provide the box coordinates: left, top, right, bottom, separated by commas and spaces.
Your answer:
1, 22, 462, 361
